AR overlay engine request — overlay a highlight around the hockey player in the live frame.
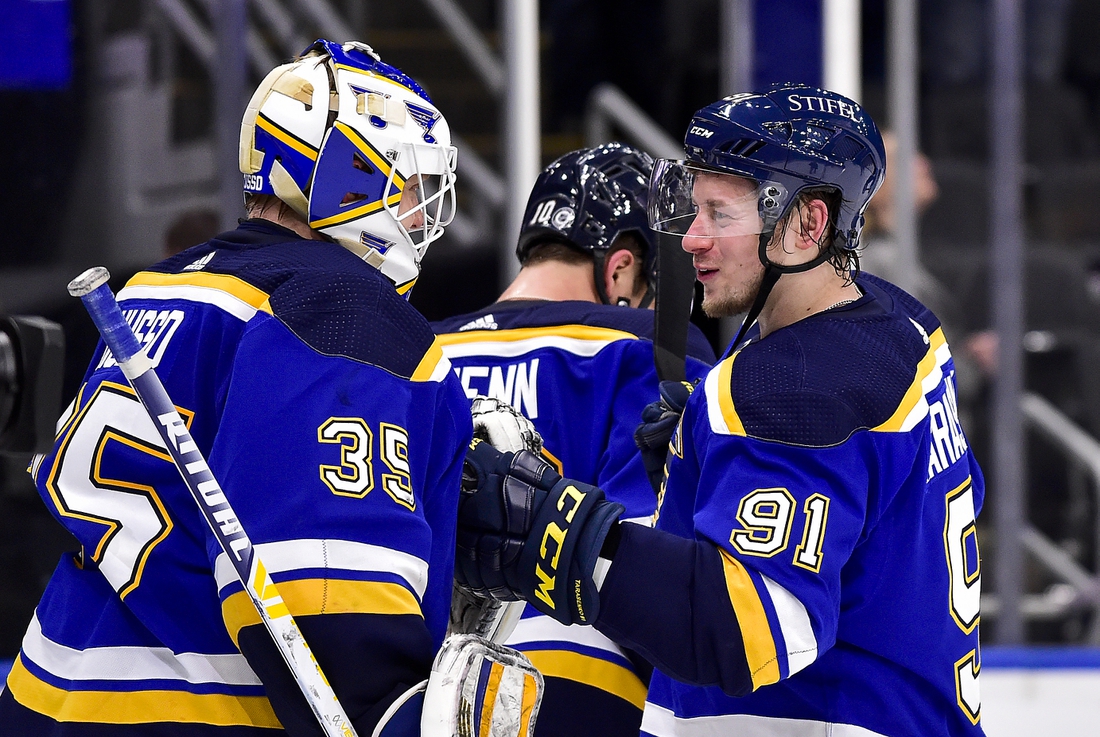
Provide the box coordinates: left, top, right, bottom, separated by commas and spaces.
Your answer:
0, 40, 471, 736
432, 143, 715, 737
454, 85, 987, 736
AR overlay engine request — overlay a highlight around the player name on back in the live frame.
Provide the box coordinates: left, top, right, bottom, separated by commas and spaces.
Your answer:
96, 308, 185, 370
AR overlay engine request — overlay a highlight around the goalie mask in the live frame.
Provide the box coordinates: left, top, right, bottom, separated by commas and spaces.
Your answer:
240, 39, 457, 296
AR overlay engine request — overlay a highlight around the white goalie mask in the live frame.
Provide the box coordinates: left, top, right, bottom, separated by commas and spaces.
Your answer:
239, 39, 457, 296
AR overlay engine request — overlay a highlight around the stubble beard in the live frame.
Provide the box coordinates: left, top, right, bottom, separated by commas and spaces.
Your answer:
701, 266, 765, 318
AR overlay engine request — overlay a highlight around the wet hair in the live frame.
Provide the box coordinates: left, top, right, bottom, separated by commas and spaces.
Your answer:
787, 186, 859, 284
522, 233, 648, 294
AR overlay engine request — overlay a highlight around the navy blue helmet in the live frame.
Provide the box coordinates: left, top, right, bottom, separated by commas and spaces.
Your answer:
651, 83, 886, 257
517, 143, 657, 301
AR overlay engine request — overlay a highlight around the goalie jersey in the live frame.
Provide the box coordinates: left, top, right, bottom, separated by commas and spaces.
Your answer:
0, 220, 472, 736
432, 301, 715, 737
594, 274, 985, 737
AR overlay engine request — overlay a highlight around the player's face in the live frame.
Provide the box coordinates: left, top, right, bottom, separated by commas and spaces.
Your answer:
683, 173, 765, 317
397, 175, 426, 231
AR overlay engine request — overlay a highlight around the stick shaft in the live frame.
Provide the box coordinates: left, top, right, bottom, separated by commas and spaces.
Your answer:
69, 268, 357, 737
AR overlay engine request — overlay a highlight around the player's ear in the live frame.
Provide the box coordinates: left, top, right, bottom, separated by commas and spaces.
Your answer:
796, 197, 830, 250
604, 248, 638, 306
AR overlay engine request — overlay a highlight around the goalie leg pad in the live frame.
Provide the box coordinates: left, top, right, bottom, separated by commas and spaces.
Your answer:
421, 634, 544, 737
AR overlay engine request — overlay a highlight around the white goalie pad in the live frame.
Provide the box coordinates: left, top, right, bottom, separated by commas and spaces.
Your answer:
421, 634, 543, 737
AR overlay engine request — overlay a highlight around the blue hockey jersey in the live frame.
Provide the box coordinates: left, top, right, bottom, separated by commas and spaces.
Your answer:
1, 220, 472, 736
433, 301, 715, 737
594, 274, 985, 737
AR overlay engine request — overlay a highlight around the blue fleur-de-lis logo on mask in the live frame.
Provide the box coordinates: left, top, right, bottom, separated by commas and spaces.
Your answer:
405, 102, 440, 144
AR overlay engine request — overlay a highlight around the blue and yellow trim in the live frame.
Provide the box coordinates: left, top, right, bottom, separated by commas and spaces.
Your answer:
255, 113, 318, 161
5, 655, 282, 728
719, 549, 780, 690
125, 271, 275, 314
522, 650, 647, 709
436, 324, 637, 347
308, 120, 406, 230
221, 577, 422, 645
873, 327, 947, 433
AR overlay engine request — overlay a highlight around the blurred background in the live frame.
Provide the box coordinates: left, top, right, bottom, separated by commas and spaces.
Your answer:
2, 0, 1100, 731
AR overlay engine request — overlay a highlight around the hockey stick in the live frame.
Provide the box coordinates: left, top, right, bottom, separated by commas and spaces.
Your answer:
652, 230, 695, 383
67, 267, 358, 737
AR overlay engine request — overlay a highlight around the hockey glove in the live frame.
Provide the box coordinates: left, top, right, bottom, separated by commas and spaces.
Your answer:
634, 380, 695, 495
457, 439, 624, 627
471, 395, 543, 455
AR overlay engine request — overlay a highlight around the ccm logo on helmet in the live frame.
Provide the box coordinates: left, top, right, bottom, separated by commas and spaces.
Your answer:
689, 126, 715, 139
533, 484, 588, 612
787, 94, 862, 122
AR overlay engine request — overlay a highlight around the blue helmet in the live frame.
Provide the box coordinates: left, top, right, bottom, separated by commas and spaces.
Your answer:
652, 83, 886, 257
517, 143, 657, 304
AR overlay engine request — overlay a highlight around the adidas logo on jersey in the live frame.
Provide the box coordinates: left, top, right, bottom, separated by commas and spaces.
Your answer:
183, 252, 215, 272
459, 314, 497, 331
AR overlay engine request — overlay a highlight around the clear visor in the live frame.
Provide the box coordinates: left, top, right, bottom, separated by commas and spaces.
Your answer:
385, 142, 458, 255
649, 160, 786, 239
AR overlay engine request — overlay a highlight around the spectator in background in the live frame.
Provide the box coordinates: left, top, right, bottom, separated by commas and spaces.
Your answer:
860, 133, 995, 430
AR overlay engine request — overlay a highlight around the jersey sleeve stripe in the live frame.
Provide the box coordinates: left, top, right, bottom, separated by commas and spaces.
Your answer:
220, 578, 422, 645
5, 655, 282, 728
719, 549, 780, 690
508, 611, 634, 659
523, 650, 648, 709
704, 355, 745, 436
437, 325, 638, 359
411, 338, 452, 382
19, 613, 260, 686
759, 574, 818, 676
873, 328, 949, 433
215, 539, 429, 600
118, 271, 274, 322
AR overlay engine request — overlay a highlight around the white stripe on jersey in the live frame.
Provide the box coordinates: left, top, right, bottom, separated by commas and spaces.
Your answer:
761, 574, 818, 676
214, 538, 429, 600
117, 284, 260, 322
703, 363, 731, 435
507, 613, 631, 660
641, 703, 888, 737
439, 334, 625, 360
21, 613, 261, 686
896, 339, 954, 432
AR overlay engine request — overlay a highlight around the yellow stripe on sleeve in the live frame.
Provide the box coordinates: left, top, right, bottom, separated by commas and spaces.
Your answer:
522, 650, 647, 709
6, 655, 282, 728
125, 271, 273, 314
411, 338, 446, 382
719, 550, 780, 690
716, 355, 745, 436
873, 327, 947, 432
221, 578, 422, 645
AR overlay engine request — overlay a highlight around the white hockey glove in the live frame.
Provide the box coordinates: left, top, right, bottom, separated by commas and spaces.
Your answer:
421, 634, 543, 737
470, 396, 542, 455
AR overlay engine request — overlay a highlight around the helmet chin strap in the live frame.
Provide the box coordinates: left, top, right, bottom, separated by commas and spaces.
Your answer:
728, 225, 835, 351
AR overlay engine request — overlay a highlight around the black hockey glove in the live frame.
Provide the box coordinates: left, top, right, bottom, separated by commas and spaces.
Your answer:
634, 380, 695, 495
456, 439, 624, 627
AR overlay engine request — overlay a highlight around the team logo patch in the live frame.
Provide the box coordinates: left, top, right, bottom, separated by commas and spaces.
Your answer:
405, 102, 440, 144
361, 231, 394, 253
551, 207, 575, 230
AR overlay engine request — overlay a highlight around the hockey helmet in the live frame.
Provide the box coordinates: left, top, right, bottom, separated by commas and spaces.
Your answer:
239, 39, 457, 295
649, 83, 886, 263
517, 143, 657, 304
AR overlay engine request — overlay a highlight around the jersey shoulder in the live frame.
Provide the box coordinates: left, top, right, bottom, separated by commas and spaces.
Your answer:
714, 276, 942, 446
148, 223, 436, 379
